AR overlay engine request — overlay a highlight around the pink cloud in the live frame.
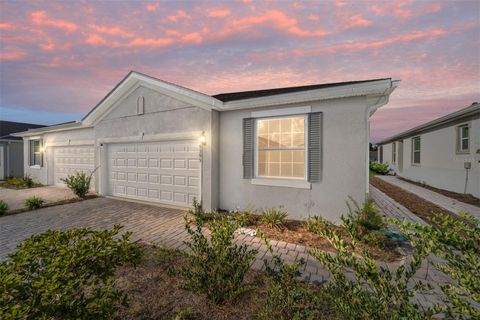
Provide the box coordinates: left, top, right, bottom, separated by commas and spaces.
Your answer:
85, 34, 108, 46
167, 10, 190, 22
145, 3, 158, 12
338, 12, 372, 29
208, 8, 231, 18
127, 37, 174, 47
30, 11, 77, 33
0, 51, 26, 60
0, 22, 14, 30
181, 32, 203, 44
88, 24, 133, 38
335, 1, 351, 7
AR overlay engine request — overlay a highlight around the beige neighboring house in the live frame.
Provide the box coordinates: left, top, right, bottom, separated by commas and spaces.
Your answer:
377, 103, 480, 198
13, 71, 398, 222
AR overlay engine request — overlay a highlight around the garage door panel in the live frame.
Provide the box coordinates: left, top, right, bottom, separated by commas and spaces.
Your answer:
108, 140, 200, 208
54, 146, 95, 188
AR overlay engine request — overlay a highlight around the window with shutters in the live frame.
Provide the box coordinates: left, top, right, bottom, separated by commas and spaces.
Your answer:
256, 116, 306, 179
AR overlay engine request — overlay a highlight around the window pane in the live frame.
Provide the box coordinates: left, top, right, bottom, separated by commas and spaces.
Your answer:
280, 133, 292, 147
258, 150, 267, 163
258, 162, 267, 176
258, 120, 268, 135
461, 126, 469, 138
414, 151, 420, 164
268, 133, 280, 148
269, 163, 280, 177
258, 135, 268, 148
270, 150, 280, 162
280, 119, 291, 134
292, 150, 304, 163
462, 139, 469, 150
269, 119, 280, 134
414, 138, 420, 151
34, 153, 42, 166
293, 163, 305, 178
281, 163, 292, 177
33, 140, 40, 152
281, 150, 292, 162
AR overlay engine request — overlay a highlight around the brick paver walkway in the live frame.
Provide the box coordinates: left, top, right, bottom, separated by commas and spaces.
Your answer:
376, 176, 480, 219
0, 186, 77, 212
0, 196, 451, 310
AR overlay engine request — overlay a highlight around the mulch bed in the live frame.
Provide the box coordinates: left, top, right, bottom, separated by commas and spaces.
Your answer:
0, 194, 98, 217
254, 220, 402, 262
370, 177, 461, 227
0, 183, 43, 190
398, 177, 480, 208
115, 244, 337, 320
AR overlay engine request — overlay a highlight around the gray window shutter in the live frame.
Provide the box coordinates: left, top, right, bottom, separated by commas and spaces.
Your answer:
243, 118, 255, 179
308, 112, 323, 182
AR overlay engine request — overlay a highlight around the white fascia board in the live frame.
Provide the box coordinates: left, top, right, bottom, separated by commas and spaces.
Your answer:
83, 72, 223, 126
221, 79, 398, 111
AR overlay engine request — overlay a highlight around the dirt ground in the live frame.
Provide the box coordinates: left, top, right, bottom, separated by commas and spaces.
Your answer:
370, 177, 461, 227
114, 245, 337, 320
398, 177, 480, 208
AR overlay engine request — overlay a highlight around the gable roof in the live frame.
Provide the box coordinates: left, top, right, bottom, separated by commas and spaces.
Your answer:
0, 121, 45, 140
377, 102, 480, 145
213, 78, 392, 102
13, 71, 399, 136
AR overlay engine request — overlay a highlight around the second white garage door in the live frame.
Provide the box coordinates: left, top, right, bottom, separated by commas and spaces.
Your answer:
53, 146, 95, 187
107, 140, 201, 208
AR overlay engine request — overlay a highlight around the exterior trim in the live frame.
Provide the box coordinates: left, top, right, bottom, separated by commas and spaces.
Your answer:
251, 178, 311, 189
251, 106, 311, 118
97, 131, 202, 145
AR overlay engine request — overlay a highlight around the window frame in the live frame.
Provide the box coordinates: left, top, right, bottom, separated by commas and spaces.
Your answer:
456, 123, 470, 154
253, 114, 308, 181
392, 142, 396, 163
411, 136, 421, 165
29, 139, 43, 167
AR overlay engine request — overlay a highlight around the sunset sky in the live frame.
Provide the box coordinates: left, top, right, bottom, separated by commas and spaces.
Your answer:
0, 0, 478, 142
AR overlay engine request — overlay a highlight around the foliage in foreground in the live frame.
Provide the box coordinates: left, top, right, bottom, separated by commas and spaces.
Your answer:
260, 208, 288, 230
370, 162, 389, 175
61, 168, 97, 198
24, 195, 44, 210
309, 222, 433, 320
4, 176, 36, 189
0, 225, 142, 320
182, 201, 257, 304
392, 211, 480, 319
0, 200, 8, 215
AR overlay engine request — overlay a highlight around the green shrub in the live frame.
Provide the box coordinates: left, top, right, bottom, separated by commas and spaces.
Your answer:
369, 162, 389, 175
309, 222, 433, 319
233, 208, 257, 227
61, 170, 96, 198
182, 209, 257, 304
0, 200, 8, 215
23, 175, 34, 188
0, 225, 142, 320
24, 196, 44, 210
342, 197, 385, 243
260, 208, 288, 230
304, 216, 332, 234
392, 211, 480, 319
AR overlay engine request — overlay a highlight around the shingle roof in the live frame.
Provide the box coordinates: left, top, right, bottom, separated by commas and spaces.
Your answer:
0, 121, 45, 139
212, 78, 392, 102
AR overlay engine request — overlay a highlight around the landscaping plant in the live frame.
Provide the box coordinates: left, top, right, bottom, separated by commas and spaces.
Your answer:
0, 225, 142, 320
392, 211, 480, 319
61, 168, 98, 198
232, 207, 257, 227
24, 195, 44, 210
260, 208, 288, 230
369, 162, 389, 175
309, 222, 434, 319
182, 203, 257, 304
0, 200, 8, 215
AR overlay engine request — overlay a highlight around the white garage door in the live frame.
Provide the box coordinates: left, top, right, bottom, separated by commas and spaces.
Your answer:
107, 141, 201, 208
53, 146, 95, 186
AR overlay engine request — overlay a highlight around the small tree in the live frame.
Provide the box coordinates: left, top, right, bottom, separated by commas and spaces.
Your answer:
61, 167, 98, 198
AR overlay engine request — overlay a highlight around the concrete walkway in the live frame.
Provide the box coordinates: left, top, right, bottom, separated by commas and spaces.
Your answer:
0, 186, 77, 212
376, 175, 480, 219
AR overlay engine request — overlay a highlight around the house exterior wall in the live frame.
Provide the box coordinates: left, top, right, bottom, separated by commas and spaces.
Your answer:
219, 96, 369, 223
379, 114, 480, 197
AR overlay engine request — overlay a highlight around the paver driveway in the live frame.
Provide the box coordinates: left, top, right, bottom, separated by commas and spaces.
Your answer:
0, 197, 188, 259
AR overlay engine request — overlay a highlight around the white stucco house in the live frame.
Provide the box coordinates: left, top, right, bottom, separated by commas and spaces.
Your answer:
377, 103, 480, 198
13, 71, 399, 222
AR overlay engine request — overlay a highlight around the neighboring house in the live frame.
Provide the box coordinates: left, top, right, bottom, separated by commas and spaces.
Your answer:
0, 121, 45, 179
13, 71, 398, 222
377, 103, 480, 198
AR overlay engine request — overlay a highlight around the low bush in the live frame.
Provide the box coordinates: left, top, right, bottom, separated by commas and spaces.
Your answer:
304, 215, 332, 234
182, 207, 257, 304
260, 208, 288, 230
392, 211, 480, 319
23, 175, 34, 188
24, 195, 44, 210
61, 169, 97, 198
342, 197, 385, 243
232, 208, 257, 227
370, 162, 389, 175
4, 175, 37, 189
0, 225, 142, 320
0, 200, 8, 215
309, 222, 433, 319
